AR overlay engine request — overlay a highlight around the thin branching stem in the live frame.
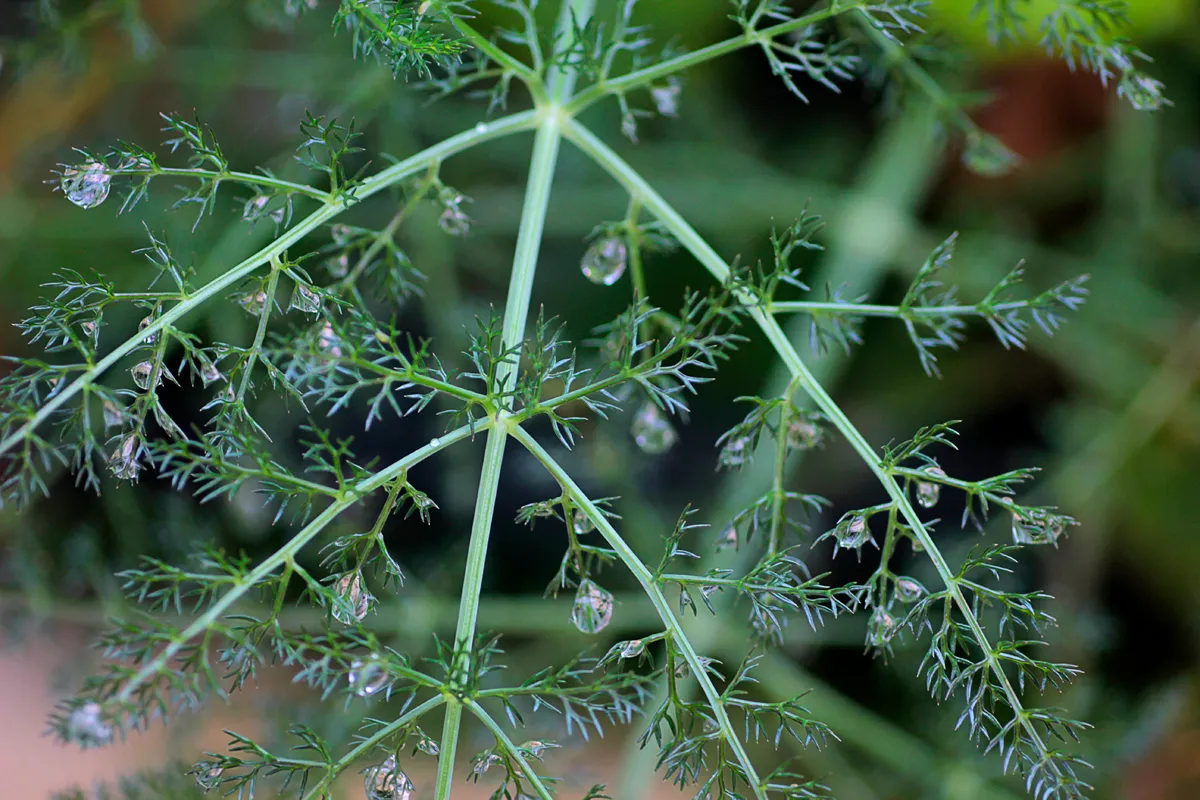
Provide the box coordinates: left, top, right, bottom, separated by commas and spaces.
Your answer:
510, 423, 769, 800
0, 110, 538, 465
563, 116, 1069, 787
463, 697, 556, 800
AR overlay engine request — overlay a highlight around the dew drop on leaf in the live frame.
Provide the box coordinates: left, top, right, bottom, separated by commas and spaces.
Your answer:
325, 252, 351, 278
66, 701, 113, 747
242, 195, 269, 221
364, 754, 415, 800
717, 434, 752, 468
786, 415, 823, 450
130, 361, 157, 391
894, 576, 925, 603
60, 161, 111, 209
289, 283, 322, 315
580, 236, 628, 286
572, 508, 595, 535
109, 433, 142, 481
1011, 508, 1067, 546
318, 321, 343, 357
834, 512, 870, 550
915, 466, 945, 508
191, 761, 224, 792
414, 731, 439, 756
619, 638, 645, 659
631, 403, 677, 454
570, 579, 614, 634
331, 570, 375, 625
348, 656, 389, 697
651, 81, 681, 117
867, 608, 896, 648
715, 524, 739, 551
330, 223, 354, 245
138, 316, 158, 345
237, 289, 268, 316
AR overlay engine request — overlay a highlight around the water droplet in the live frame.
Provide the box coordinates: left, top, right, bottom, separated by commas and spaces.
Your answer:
580, 236, 627, 286
289, 283, 322, 315
364, 755, 415, 800
331, 571, 374, 625
191, 761, 224, 792
619, 638, 645, 659
60, 161, 111, 209
66, 701, 113, 747
348, 656, 389, 697
572, 508, 595, 535
138, 316, 161, 346
243, 195, 269, 221
102, 400, 125, 429
414, 732, 439, 756
330, 223, 354, 245
621, 111, 638, 142
786, 415, 823, 450
717, 434, 752, 468
651, 81, 681, 116
474, 121, 487, 134
81, 320, 98, 337
962, 131, 1019, 177
236, 289, 268, 316
827, 512, 871, 553
570, 579, 614, 634
470, 750, 502, 778
317, 322, 343, 357
715, 524, 739, 551
429, 437, 441, 447
631, 403, 677, 455
521, 740, 555, 758
325, 252, 351, 278
867, 608, 896, 648
673, 659, 690, 680
1011, 508, 1067, 546
915, 466, 945, 508
109, 434, 142, 481
199, 359, 223, 387
894, 577, 925, 603
130, 361, 158, 391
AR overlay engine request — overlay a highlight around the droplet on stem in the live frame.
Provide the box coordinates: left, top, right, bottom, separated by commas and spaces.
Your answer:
786, 415, 824, 451
109, 434, 142, 481
580, 236, 628, 285
619, 638, 645, 659
631, 403, 677, 455
348, 656, 389, 697
894, 576, 926, 603
651, 81, 681, 116
66, 701, 113, 747
364, 754, 415, 800
570, 579, 614, 634
915, 466, 945, 508
830, 512, 871, 552
289, 283, 322, 315
325, 252, 351, 278
715, 524, 739, 551
330, 223, 354, 245
60, 161, 112, 209
867, 608, 896, 648
130, 361, 158, 391
331, 571, 375, 625
317, 321, 343, 357
717, 434, 752, 468
1011, 508, 1067, 546
571, 508, 595, 535
237, 289, 268, 316
191, 760, 224, 792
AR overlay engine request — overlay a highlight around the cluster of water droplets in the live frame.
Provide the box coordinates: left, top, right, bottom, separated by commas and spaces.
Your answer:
331, 570, 375, 625
570, 579, 614, 634
364, 754, 415, 800
108, 433, 143, 481
60, 161, 112, 209
631, 403, 677, 454
580, 235, 627, 285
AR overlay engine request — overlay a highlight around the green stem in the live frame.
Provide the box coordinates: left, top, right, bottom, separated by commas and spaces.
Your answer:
463, 698, 556, 800
111, 421, 485, 708
236, 259, 281, 403
769, 299, 1048, 318
297, 694, 447, 800
431, 3, 592, 795
0, 110, 538, 464
509, 424, 768, 800
563, 117, 1065, 786
564, 2, 863, 114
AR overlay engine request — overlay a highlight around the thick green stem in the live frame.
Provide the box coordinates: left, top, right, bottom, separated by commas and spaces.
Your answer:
563, 117, 1064, 785
510, 425, 768, 800
431, 4, 594, 796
